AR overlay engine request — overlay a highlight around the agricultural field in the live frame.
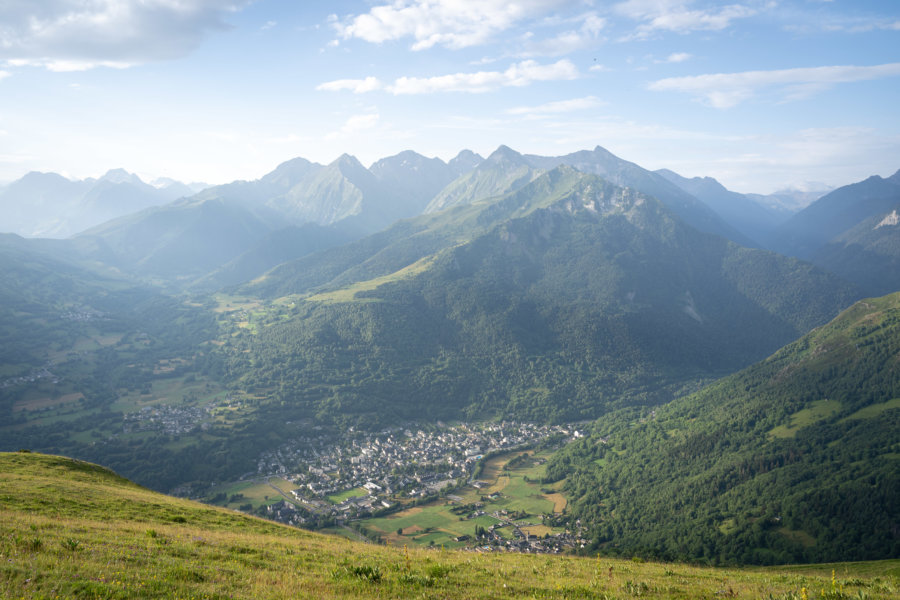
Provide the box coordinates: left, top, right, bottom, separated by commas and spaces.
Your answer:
206, 477, 297, 511
363, 449, 568, 549
328, 487, 369, 505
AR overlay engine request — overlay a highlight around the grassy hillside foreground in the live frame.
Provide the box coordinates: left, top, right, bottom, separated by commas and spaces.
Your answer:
1, 452, 898, 600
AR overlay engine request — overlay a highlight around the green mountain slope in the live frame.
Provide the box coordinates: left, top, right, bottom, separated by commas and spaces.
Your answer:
4, 452, 897, 599
224, 168, 857, 428
425, 145, 541, 213
190, 222, 357, 292
812, 205, 900, 297
75, 197, 274, 281
241, 165, 589, 298
0, 233, 164, 368
548, 291, 900, 565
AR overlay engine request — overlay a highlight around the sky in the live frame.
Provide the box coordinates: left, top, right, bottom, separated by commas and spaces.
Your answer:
0, 0, 898, 194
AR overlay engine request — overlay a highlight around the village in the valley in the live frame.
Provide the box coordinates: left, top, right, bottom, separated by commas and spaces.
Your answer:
230, 422, 590, 554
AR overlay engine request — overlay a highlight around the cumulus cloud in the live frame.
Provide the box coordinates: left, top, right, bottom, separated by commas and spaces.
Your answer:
663, 52, 692, 63
649, 62, 900, 108
615, 0, 755, 39
317, 59, 578, 95
507, 95, 605, 116
517, 12, 606, 57
0, 0, 248, 70
316, 77, 385, 93
389, 59, 578, 94
333, 0, 568, 50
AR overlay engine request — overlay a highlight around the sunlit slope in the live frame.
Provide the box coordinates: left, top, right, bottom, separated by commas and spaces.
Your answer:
2, 452, 898, 600
551, 291, 900, 564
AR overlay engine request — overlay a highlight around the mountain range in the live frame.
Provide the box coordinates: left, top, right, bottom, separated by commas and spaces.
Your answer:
223, 166, 856, 429
0, 169, 208, 239
0, 143, 897, 566
1, 144, 850, 290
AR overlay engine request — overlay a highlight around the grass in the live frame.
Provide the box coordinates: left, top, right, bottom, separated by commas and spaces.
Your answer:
769, 399, 842, 439
12, 392, 84, 413
842, 397, 900, 421
1, 452, 898, 600
306, 255, 436, 304
208, 478, 295, 510
327, 487, 369, 505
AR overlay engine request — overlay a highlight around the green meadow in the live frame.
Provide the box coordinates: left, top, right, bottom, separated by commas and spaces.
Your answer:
2, 452, 898, 600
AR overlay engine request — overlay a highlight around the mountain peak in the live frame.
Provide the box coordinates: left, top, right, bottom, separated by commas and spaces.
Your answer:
485, 145, 526, 165
448, 150, 483, 175
100, 168, 143, 186
332, 153, 366, 171
260, 157, 318, 188
370, 150, 438, 174
17, 171, 73, 185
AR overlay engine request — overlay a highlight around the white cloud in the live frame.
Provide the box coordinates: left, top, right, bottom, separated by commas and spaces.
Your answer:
317, 60, 578, 95
316, 77, 385, 93
517, 12, 606, 57
10, 58, 135, 72
326, 112, 381, 140
615, 0, 756, 39
663, 52, 691, 63
389, 59, 578, 94
0, 0, 248, 70
507, 95, 605, 116
334, 0, 567, 50
649, 62, 900, 108
0, 71, 10, 81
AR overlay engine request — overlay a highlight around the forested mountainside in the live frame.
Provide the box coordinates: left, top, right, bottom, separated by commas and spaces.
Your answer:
221, 168, 855, 429
548, 291, 900, 565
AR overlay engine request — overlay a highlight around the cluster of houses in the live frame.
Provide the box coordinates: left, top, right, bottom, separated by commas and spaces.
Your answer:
122, 402, 214, 435
468, 509, 586, 554
58, 309, 107, 322
245, 422, 587, 555
1, 363, 58, 390
255, 422, 574, 509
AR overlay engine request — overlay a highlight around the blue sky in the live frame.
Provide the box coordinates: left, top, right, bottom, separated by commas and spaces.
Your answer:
0, 0, 898, 193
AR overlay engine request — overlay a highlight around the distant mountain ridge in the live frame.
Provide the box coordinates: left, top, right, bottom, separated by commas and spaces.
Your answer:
766, 169, 900, 295
6, 146, 895, 300
0, 170, 207, 238
655, 169, 791, 245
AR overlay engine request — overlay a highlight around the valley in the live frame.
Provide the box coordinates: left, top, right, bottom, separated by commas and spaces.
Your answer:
0, 144, 897, 569
3, 1, 899, 593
